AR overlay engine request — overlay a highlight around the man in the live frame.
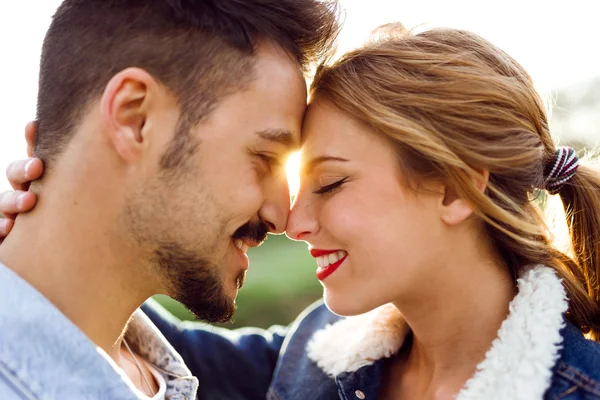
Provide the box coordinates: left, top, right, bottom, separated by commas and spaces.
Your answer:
0, 1, 339, 399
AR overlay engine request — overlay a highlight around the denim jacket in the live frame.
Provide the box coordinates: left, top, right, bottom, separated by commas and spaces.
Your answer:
144, 265, 600, 400
0, 262, 198, 400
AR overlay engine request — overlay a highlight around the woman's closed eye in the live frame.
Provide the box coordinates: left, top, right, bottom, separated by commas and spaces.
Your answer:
313, 177, 348, 195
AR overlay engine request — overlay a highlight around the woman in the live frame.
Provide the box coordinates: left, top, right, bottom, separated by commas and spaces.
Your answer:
4, 25, 600, 399
278, 24, 600, 399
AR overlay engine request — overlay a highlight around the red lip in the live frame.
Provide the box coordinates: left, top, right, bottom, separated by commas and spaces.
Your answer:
316, 254, 347, 281
310, 249, 341, 258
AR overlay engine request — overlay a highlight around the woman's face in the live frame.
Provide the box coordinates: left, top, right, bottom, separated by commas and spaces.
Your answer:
287, 100, 449, 316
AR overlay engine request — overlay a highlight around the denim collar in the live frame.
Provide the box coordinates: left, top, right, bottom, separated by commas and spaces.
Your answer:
0, 263, 197, 400
307, 265, 568, 400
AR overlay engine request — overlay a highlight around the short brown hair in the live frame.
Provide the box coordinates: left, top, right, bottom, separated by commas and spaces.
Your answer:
312, 24, 600, 339
36, 0, 340, 168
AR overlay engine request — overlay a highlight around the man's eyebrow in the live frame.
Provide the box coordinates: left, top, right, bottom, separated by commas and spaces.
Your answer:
256, 129, 298, 149
302, 155, 349, 174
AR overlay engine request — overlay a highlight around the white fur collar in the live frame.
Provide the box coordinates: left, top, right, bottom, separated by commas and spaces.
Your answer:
307, 265, 568, 400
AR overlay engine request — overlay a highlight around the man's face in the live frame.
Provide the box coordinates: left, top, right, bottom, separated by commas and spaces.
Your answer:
126, 42, 306, 322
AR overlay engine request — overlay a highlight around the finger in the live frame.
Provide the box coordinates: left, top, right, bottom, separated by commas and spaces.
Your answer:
0, 191, 37, 216
6, 158, 43, 191
0, 218, 15, 239
25, 121, 38, 158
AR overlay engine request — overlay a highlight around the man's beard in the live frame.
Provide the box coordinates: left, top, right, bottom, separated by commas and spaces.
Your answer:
154, 219, 268, 323
128, 114, 271, 323
155, 242, 239, 323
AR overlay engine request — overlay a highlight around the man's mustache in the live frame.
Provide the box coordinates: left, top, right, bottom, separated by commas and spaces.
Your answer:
232, 220, 269, 245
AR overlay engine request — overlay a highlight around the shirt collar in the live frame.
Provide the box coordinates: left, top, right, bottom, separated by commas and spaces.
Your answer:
125, 309, 198, 399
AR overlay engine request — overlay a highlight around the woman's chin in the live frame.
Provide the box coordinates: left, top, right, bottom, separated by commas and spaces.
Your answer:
323, 291, 380, 317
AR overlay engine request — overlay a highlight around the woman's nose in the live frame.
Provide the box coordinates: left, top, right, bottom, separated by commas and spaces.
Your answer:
286, 192, 319, 241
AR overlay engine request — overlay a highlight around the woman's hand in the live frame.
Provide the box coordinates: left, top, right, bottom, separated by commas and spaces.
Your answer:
0, 122, 43, 239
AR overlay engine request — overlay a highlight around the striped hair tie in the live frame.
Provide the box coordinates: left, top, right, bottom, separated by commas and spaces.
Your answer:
543, 147, 579, 195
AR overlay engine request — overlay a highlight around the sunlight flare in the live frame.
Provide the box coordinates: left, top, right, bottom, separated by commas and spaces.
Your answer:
286, 151, 302, 198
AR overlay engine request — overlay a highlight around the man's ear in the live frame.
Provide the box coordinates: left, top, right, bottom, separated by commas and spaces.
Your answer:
100, 68, 157, 163
25, 121, 37, 158
440, 169, 489, 226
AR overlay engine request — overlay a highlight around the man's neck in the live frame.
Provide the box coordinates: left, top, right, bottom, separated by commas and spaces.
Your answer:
0, 179, 156, 361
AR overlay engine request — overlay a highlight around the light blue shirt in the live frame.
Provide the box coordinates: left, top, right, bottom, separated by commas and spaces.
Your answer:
0, 263, 197, 399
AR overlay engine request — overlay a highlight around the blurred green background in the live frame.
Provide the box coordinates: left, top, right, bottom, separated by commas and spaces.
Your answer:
153, 234, 323, 329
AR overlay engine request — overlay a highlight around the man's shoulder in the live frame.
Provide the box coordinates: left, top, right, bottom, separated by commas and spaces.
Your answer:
0, 367, 36, 400
0, 263, 139, 400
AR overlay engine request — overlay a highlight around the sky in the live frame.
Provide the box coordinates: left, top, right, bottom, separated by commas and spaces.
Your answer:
0, 0, 599, 192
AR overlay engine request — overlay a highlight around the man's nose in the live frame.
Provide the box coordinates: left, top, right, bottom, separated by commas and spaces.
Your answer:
258, 174, 291, 234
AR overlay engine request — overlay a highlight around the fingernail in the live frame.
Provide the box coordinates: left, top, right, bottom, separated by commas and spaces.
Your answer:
16, 193, 27, 209
24, 159, 35, 179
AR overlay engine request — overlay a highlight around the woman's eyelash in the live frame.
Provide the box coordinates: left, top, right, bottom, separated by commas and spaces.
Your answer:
313, 177, 348, 195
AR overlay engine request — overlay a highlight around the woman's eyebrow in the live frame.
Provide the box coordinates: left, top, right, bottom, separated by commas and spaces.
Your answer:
302, 155, 349, 174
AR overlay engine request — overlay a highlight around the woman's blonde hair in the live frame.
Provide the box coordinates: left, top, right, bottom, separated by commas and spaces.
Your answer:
311, 24, 600, 339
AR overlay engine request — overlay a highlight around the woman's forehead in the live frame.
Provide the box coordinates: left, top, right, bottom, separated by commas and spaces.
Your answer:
299, 102, 399, 172
302, 101, 355, 145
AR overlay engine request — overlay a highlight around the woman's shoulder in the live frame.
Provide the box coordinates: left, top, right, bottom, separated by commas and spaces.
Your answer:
559, 321, 600, 374
288, 300, 408, 349
282, 299, 343, 343
271, 299, 340, 360
546, 321, 600, 399
284, 302, 408, 376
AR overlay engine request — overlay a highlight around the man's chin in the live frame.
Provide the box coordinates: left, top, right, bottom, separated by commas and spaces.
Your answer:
187, 297, 236, 324
170, 281, 237, 324
155, 246, 241, 324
